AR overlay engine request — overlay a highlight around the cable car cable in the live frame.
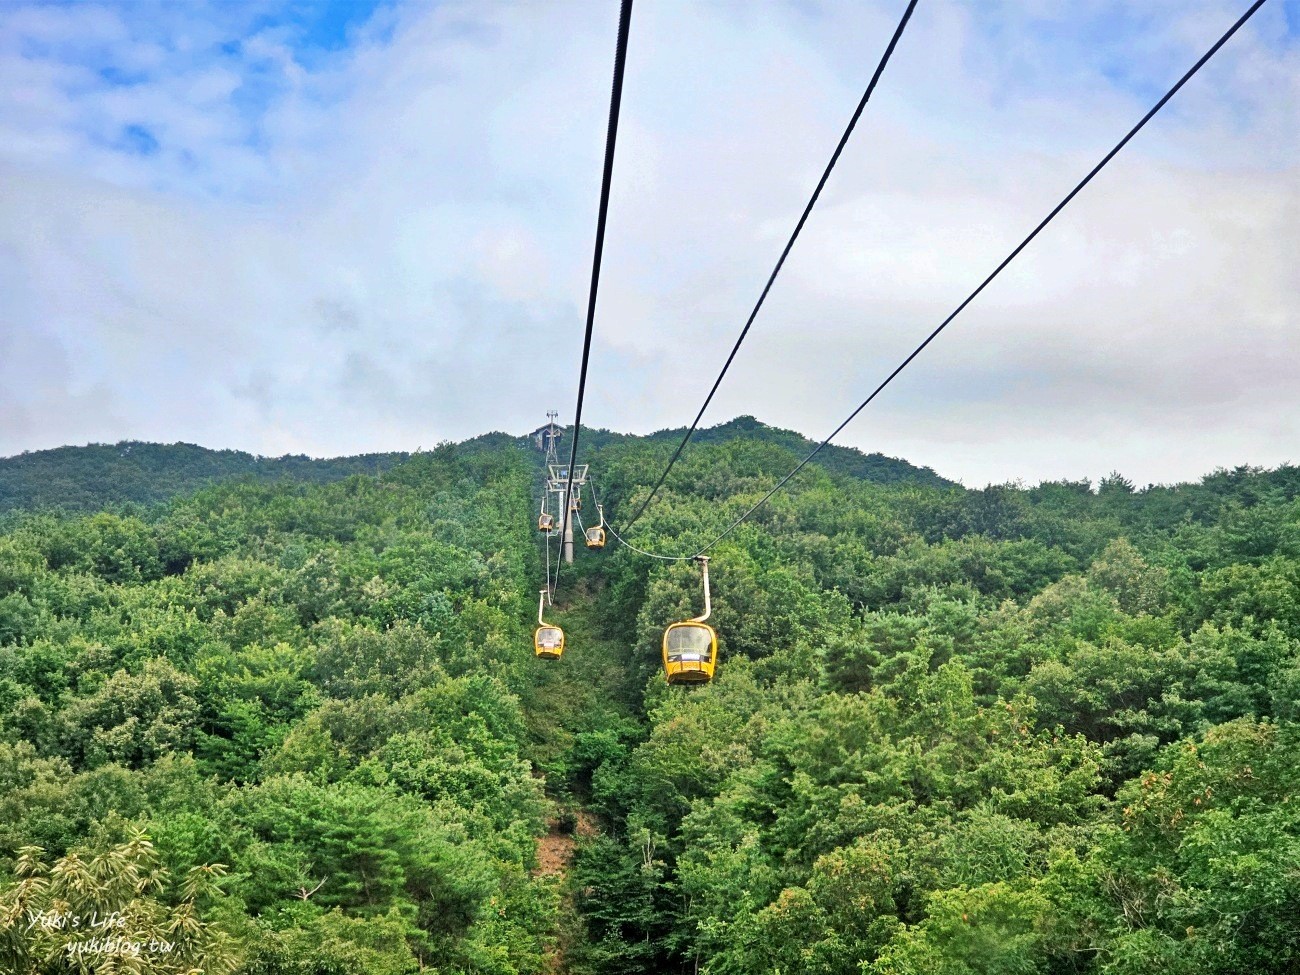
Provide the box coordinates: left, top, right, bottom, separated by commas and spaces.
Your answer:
616, 0, 919, 536
544, 512, 555, 602
539, 475, 560, 600
554, 0, 635, 594
604, 0, 1267, 563
686, 0, 1267, 559
605, 521, 694, 562
590, 475, 693, 561
542, 484, 553, 600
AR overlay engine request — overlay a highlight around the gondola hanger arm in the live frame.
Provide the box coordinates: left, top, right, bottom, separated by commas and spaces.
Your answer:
692, 556, 711, 624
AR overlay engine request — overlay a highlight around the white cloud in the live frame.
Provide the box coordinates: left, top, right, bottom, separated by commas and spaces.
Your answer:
0, 0, 1295, 487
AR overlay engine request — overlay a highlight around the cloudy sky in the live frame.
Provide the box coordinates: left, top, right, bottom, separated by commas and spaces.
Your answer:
1, 0, 1296, 486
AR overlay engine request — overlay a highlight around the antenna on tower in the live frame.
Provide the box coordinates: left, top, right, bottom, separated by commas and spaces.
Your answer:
539, 411, 562, 464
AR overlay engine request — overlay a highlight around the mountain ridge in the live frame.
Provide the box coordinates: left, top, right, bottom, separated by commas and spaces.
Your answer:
0, 417, 952, 513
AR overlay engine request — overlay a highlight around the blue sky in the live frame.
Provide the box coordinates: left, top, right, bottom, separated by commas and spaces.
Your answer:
1, 0, 1296, 485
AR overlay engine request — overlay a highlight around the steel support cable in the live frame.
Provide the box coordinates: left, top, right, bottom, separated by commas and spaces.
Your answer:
551, 488, 562, 597
544, 520, 554, 601
616, 0, 920, 536
554, 0, 634, 595
605, 520, 694, 562
540, 476, 557, 600
686, 0, 1268, 559
610, 0, 1269, 563
590, 475, 692, 561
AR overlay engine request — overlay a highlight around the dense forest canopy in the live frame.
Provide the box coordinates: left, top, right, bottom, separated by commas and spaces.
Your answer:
0, 422, 1297, 973
0, 419, 946, 515
0, 442, 412, 513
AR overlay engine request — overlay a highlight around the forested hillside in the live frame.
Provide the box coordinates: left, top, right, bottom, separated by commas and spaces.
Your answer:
1, 429, 1298, 973
573, 416, 952, 489
0, 442, 410, 513
0, 420, 943, 516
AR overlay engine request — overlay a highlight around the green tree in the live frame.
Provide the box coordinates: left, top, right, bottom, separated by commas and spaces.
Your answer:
0, 833, 237, 974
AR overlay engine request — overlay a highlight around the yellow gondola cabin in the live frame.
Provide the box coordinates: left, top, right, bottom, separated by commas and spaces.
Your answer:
662, 556, 718, 684
534, 590, 564, 660
584, 504, 606, 549
663, 621, 716, 683
535, 625, 564, 659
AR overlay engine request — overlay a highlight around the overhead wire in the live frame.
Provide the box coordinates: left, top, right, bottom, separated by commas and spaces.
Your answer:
541, 422, 562, 601
549, 481, 562, 600
591, 475, 692, 561
615, 0, 920, 536
551, 0, 634, 597
611, 0, 1269, 563
544, 515, 554, 602
605, 521, 692, 562
538, 474, 556, 601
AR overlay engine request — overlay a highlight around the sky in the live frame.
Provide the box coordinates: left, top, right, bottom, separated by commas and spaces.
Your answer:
0, 0, 1296, 487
